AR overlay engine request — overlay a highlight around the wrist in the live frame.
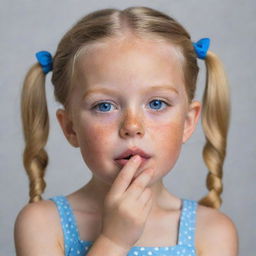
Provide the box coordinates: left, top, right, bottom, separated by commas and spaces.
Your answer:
87, 234, 131, 256
98, 234, 131, 254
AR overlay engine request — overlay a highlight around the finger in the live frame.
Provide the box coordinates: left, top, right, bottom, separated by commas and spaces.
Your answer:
139, 188, 152, 207
108, 155, 142, 198
125, 168, 153, 199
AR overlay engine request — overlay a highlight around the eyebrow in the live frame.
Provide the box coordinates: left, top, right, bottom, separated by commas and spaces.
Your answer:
83, 85, 179, 99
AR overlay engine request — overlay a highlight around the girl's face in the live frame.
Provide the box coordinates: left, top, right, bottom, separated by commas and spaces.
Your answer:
57, 36, 201, 188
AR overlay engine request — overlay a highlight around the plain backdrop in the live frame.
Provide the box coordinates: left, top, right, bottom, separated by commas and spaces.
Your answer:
0, 0, 255, 255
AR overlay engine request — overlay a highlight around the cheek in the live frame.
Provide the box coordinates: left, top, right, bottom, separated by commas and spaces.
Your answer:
149, 122, 184, 180
152, 121, 184, 156
77, 124, 112, 174
79, 123, 114, 152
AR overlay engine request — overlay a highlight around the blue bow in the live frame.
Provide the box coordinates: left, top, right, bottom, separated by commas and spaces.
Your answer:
35, 51, 53, 74
192, 38, 210, 60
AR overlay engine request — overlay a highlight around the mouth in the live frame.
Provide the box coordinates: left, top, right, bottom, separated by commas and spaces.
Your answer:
114, 147, 152, 168
115, 147, 152, 161
115, 156, 151, 167
114, 156, 150, 168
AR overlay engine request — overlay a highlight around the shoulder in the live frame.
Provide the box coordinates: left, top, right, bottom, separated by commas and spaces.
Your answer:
14, 199, 59, 232
14, 199, 64, 255
195, 204, 239, 256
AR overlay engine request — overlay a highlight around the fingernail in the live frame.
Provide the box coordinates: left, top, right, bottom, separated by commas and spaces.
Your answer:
133, 155, 140, 162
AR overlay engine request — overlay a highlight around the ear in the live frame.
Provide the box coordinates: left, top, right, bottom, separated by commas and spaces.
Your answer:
56, 109, 79, 148
182, 100, 201, 143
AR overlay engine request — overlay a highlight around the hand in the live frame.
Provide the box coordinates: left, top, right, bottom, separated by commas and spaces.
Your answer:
100, 155, 154, 251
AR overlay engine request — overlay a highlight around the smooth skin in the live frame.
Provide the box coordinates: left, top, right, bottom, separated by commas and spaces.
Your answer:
14, 35, 238, 255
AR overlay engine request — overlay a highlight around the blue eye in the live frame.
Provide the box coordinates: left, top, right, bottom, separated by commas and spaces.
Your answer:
148, 99, 168, 111
94, 102, 114, 112
92, 99, 169, 113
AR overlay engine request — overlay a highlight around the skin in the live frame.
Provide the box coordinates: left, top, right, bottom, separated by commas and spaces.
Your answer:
56, 34, 201, 216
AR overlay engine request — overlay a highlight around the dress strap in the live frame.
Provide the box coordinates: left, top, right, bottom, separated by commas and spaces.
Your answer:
177, 199, 198, 247
49, 195, 80, 253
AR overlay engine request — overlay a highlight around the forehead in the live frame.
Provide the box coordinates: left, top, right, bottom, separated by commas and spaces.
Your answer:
75, 36, 185, 92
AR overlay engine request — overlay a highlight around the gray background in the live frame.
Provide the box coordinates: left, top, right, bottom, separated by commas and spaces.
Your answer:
0, 0, 255, 255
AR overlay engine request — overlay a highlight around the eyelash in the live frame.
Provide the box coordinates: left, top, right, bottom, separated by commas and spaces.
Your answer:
91, 99, 171, 113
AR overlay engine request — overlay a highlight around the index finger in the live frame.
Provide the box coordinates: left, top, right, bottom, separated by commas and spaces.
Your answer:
108, 155, 142, 198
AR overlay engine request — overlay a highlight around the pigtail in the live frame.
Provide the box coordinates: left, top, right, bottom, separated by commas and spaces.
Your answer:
198, 51, 231, 209
20, 63, 49, 203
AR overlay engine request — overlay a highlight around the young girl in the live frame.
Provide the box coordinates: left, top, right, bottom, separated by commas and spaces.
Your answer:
14, 6, 238, 256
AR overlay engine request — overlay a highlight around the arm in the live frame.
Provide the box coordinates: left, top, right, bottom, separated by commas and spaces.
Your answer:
87, 234, 130, 256
199, 210, 239, 256
14, 202, 64, 256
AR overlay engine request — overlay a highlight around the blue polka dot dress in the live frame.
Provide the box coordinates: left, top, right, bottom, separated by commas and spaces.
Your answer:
49, 196, 198, 256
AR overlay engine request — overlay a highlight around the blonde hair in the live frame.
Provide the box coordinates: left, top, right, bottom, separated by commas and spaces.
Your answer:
21, 7, 230, 208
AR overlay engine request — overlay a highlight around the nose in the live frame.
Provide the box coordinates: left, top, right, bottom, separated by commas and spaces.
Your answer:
119, 111, 145, 138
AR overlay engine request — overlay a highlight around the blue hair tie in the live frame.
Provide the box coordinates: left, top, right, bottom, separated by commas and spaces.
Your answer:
35, 51, 53, 74
192, 38, 210, 60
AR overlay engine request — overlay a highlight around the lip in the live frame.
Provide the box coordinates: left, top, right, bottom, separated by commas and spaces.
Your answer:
115, 147, 152, 160
114, 156, 150, 168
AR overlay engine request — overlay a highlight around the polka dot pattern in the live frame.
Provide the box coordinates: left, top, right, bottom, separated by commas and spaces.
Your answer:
49, 196, 198, 256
